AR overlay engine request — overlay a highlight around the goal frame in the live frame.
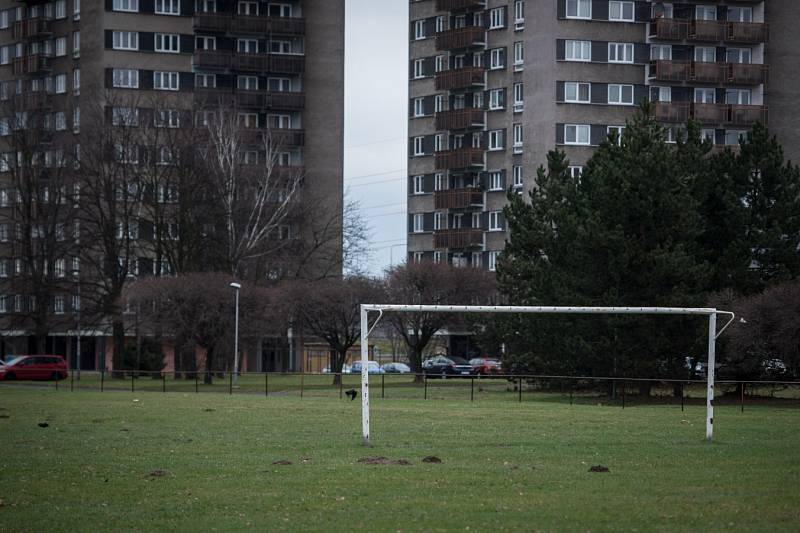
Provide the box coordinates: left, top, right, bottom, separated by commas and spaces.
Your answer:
359, 305, 735, 445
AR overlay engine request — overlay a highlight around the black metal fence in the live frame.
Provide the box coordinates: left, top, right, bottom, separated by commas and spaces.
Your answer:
4, 371, 800, 410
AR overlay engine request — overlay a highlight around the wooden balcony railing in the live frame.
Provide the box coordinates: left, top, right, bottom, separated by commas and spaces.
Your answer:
650, 18, 768, 43
435, 0, 486, 11
193, 14, 305, 35
435, 148, 484, 170
193, 51, 304, 74
194, 89, 306, 110
12, 16, 51, 39
239, 128, 305, 147
435, 108, 484, 131
650, 60, 768, 85
650, 60, 691, 82
12, 91, 52, 111
435, 26, 485, 51
729, 63, 769, 85
434, 228, 483, 250
434, 188, 484, 210
12, 54, 51, 75
435, 66, 485, 91
692, 61, 728, 84
652, 102, 768, 126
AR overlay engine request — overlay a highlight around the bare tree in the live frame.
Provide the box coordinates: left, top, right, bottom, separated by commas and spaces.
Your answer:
342, 197, 372, 276
385, 261, 496, 381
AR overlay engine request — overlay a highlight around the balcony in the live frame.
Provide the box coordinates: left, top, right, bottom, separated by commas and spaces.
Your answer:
435, 66, 485, 91
193, 14, 305, 35
435, 27, 485, 51
12, 91, 53, 111
434, 228, 483, 250
240, 128, 305, 147
435, 0, 486, 11
193, 51, 304, 74
650, 60, 768, 85
194, 89, 306, 110
434, 188, 483, 210
650, 18, 768, 44
435, 108, 484, 131
12, 16, 51, 39
435, 148, 484, 170
651, 102, 768, 126
12, 54, 51, 75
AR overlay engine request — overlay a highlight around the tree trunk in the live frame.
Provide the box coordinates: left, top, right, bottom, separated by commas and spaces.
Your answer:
410, 346, 424, 384
331, 348, 347, 386
204, 346, 214, 385
112, 317, 126, 378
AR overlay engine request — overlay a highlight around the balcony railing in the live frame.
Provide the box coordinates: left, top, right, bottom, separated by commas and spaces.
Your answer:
650, 60, 768, 85
435, 66, 485, 91
239, 128, 305, 147
12, 16, 51, 39
435, 108, 484, 131
435, 27, 485, 51
12, 54, 51, 75
434, 188, 484, 210
434, 228, 483, 250
650, 18, 768, 43
12, 91, 52, 111
193, 14, 305, 35
652, 102, 768, 126
194, 89, 305, 110
435, 148, 484, 170
435, 0, 486, 11
193, 51, 304, 74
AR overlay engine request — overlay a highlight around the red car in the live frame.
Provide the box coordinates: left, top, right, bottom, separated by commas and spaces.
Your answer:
469, 358, 504, 376
0, 355, 68, 381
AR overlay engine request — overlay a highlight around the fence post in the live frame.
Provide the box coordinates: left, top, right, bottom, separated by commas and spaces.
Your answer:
381, 373, 385, 399
424, 374, 427, 400
621, 380, 625, 409
131, 372, 135, 393
300, 372, 304, 398
518, 377, 522, 403
55, 376, 58, 391
101, 369, 104, 392
470, 377, 474, 402
70, 371, 73, 392
570, 384, 574, 405
741, 382, 745, 413
229, 371, 233, 395
162, 373, 166, 393
339, 374, 343, 399
681, 382, 685, 412
265, 372, 269, 397
195, 371, 198, 393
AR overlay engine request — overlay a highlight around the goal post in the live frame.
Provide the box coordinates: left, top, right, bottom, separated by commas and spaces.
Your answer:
359, 305, 735, 446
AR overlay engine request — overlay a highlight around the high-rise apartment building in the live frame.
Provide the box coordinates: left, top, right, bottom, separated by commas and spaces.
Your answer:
0, 0, 344, 368
408, 0, 797, 271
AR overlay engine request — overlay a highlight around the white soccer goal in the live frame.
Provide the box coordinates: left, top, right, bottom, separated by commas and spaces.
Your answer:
359, 305, 735, 445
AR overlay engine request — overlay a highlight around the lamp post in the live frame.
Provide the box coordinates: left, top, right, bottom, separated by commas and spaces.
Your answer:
230, 282, 241, 386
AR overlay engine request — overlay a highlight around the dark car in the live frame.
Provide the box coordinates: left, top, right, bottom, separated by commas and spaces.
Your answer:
0, 355, 68, 381
469, 358, 503, 376
422, 356, 476, 377
381, 362, 411, 374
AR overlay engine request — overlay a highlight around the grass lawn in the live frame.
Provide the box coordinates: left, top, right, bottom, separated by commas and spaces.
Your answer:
0, 388, 798, 532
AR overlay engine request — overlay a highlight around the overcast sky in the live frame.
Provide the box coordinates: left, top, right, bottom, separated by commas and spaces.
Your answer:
344, 0, 409, 276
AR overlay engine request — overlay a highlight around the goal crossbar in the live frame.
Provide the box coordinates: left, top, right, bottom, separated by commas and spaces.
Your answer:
359, 305, 735, 446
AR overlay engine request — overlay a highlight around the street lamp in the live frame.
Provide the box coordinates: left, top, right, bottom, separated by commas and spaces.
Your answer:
230, 282, 241, 386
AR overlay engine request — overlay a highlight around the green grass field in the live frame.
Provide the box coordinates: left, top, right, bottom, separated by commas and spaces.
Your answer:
0, 388, 798, 532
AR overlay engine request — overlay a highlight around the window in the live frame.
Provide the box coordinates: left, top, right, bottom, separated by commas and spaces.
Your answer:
569, 166, 583, 179
489, 7, 505, 29
238, 112, 258, 128
238, 39, 258, 54
0, 261, 6, 279
112, 107, 138, 127
55, 37, 67, 57
414, 20, 425, 40
695, 5, 716, 21
609, 1, 634, 21
489, 212, 503, 231
74, 69, 80, 93
651, 44, 672, 61
726, 48, 751, 64
195, 73, 216, 88
513, 124, 523, 153
155, 34, 180, 53
268, 3, 292, 17
53, 295, 65, 315
413, 175, 424, 194
514, 1, 525, 29
650, 86, 671, 102
113, 0, 139, 12
488, 130, 504, 151
237, 75, 258, 91
701, 129, 715, 143
196, 36, 216, 51
565, 82, 590, 103
435, 55, 445, 72
488, 251, 500, 272
154, 71, 179, 91
155, 109, 180, 128
473, 92, 483, 109
54, 74, 66, 94
513, 165, 523, 188
413, 97, 425, 117
432, 251, 443, 264
726, 89, 751, 105
607, 126, 625, 145
728, 7, 752, 23
74, 0, 81, 19
0, 11, 7, 30
433, 212, 444, 231
489, 48, 505, 69
413, 213, 424, 233
112, 31, 139, 50
155, 0, 180, 15
435, 16, 444, 33
725, 130, 746, 146
608, 84, 634, 105
513, 82, 524, 112
513, 42, 524, 70
566, 0, 591, 19
694, 88, 715, 103
113, 69, 139, 88
435, 95, 444, 112
694, 46, 716, 63
114, 144, 138, 164
434, 134, 443, 152
72, 295, 81, 312
435, 173, 446, 191
565, 40, 591, 61
73, 31, 80, 56
238, 1, 258, 15
413, 59, 425, 79
608, 42, 634, 63
73, 107, 81, 132
489, 88, 505, 110
488, 171, 503, 191
413, 136, 425, 156
55, 258, 66, 278
564, 124, 590, 145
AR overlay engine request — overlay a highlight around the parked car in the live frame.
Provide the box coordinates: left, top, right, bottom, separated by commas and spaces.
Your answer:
761, 358, 787, 377
422, 356, 476, 377
469, 358, 503, 375
350, 361, 384, 374
0, 355, 68, 381
381, 362, 411, 374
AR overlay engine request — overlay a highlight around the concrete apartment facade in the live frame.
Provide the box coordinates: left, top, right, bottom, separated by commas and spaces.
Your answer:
408, 0, 797, 272
0, 0, 344, 371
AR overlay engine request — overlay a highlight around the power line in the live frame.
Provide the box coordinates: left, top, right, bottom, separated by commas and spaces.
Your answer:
360, 202, 405, 211
344, 168, 407, 182
345, 136, 407, 150
347, 176, 407, 188
370, 210, 406, 218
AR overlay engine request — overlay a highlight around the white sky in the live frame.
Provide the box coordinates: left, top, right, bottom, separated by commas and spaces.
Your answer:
344, 0, 409, 276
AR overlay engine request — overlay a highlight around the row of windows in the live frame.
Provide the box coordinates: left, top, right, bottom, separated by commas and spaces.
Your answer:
0, 257, 79, 278
413, 1, 526, 39
111, 69, 298, 92
411, 212, 506, 233
110, 106, 297, 130
411, 168, 524, 195
409, 250, 502, 272
112, 0, 180, 15
411, 84, 524, 117
111, 31, 303, 55
411, 125, 524, 156
0, 294, 81, 315
0, 1, 79, 28
109, 1, 297, 17
0, 71, 80, 100
0, 33, 80, 64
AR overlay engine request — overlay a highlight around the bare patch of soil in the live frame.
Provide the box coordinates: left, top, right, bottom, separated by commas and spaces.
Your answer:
588, 465, 610, 473
422, 456, 442, 464
358, 456, 412, 466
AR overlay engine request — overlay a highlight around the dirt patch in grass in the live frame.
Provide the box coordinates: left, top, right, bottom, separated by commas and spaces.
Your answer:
588, 465, 609, 473
272, 460, 292, 465
148, 469, 169, 478
422, 456, 442, 464
358, 456, 412, 466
